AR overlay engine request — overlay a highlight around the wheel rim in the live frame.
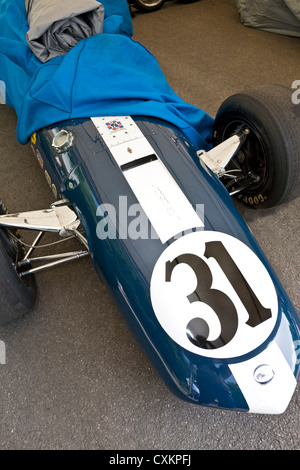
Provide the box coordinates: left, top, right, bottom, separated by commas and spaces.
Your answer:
136, 0, 164, 8
221, 119, 269, 195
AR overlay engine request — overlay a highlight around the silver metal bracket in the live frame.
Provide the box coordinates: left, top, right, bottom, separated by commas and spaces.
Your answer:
0, 200, 80, 236
197, 134, 244, 177
0, 200, 90, 276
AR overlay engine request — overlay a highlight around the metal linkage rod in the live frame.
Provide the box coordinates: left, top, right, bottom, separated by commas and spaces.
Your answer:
19, 250, 89, 277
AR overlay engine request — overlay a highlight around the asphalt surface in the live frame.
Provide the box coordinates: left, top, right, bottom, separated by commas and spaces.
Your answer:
0, 0, 299, 450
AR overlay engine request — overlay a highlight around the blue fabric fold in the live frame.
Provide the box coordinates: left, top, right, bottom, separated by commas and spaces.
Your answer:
0, 0, 213, 150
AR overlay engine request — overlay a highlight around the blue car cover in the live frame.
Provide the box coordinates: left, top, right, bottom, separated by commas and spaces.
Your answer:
0, 0, 213, 150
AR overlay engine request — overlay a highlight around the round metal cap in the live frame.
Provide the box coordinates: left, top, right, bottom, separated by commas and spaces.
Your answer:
52, 130, 73, 152
254, 364, 275, 384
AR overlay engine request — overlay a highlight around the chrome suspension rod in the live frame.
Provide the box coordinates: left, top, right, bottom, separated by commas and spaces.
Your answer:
19, 250, 89, 277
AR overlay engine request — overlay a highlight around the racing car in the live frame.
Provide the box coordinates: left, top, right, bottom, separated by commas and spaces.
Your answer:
0, 0, 299, 414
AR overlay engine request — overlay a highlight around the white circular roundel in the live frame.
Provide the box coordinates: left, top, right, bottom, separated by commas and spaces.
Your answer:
150, 231, 278, 359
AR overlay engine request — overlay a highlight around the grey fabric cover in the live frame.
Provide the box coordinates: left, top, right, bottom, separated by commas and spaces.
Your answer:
25, 0, 104, 62
236, 0, 300, 37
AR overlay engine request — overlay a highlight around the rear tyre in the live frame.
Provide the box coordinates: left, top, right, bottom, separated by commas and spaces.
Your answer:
213, 85, 300, 208
0, 202, 37, 326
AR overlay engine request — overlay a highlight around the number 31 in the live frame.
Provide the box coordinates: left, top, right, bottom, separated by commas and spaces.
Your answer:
165, 241, 272, 350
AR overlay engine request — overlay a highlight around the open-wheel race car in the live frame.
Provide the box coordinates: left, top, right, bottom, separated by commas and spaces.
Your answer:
0, 0, 299, 414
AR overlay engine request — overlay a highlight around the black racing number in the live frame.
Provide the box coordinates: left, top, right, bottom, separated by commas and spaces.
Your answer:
165, 241, 272, 350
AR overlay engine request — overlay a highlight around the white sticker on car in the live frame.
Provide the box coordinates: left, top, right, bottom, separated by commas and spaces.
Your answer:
150, 231, 278, 359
